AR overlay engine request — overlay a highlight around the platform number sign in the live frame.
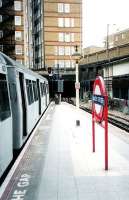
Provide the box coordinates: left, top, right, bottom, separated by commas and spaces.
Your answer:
92, 76, 108, 170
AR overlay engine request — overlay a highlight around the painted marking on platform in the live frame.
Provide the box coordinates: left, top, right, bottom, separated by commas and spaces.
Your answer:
0, 105, 51, 199
10, 174, 31, 200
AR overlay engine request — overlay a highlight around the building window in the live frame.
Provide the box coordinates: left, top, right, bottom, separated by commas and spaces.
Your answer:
15, 45, 23, 55
0, 0, 2, 7
15, 16, 22, 25
65, 4, 70, 13
14, 1, 22, 11
59, 33, 64, 42
65, 47, 70, 55
15, 31, 22, 41
65, 18, 70, 27
58, 3, 64, 12
54, 60, 73, 69
71, 46, 75, 54
122, 33, 125, 39
71, 61, 75, 68
71, 19, 74, 27
115, 36, 118, 41
59, 60, 65, 68
54, 60, 57, 68
58, 3, 70, 13
54, 61, 61, 68
58, 18, 64, 27
65, 33, 70, 42
55, 46, 66, 55
59, 47, 65, 55
55, 47, 58, 55
71, 33, 74, 42
56, 46, 72, 56
0, 30, 3, 38
65, 60, 71, 68
58, 33, 74, 42
0, 15, 2, 22
58, 18, 73, 28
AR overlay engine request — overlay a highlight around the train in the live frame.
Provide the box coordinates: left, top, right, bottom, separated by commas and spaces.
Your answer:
0, 52, 49, 179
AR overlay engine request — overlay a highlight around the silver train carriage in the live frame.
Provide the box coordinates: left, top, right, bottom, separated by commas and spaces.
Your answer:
0, 52, 49, 178
0, 56, 13, 178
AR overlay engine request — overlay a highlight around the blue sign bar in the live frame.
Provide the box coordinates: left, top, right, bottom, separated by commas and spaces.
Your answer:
92, 95, 105, 106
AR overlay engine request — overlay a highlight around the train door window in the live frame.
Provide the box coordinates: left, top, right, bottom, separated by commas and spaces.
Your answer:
46, 84, 49, 94
40, 83, 43, 97
26, 79, 34, 105
43, 83, 45, 96
43, 83, 46, 95
40, 83, 42, 96
32, 81, 38, 101
0, 73, 11, 121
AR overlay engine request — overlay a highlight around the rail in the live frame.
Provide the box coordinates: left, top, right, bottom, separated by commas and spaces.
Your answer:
80, 106, 129, 132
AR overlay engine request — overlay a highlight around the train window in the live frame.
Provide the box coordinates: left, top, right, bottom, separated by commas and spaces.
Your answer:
32, 81, 38, 101
40, 83, 43, 96
26, 79, 34, 105
46, 84, 49, 94
40, 82, 46, 96
0, 73, 11, 121
43, 83, 46, 94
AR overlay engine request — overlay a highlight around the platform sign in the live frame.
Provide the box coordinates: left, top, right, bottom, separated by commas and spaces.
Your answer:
92, 76, 108, 170
75, 82, 80, 89
57, 80, 64, 93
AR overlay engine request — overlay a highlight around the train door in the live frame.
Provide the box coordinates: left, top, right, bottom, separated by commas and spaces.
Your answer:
37, 79, 41, 115
0, 72, 13, 178
19, 72, 27, 136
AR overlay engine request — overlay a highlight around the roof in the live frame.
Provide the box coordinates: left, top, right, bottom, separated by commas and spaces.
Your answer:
0, 52, 48, 82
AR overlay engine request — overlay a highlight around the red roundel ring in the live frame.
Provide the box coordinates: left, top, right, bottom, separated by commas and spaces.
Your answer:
93, 76, 107, 122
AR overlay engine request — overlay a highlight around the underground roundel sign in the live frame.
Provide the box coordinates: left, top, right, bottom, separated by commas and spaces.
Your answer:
92, 76, 107, 122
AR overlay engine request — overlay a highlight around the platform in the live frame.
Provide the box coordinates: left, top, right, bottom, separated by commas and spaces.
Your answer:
1, 102, 129, 200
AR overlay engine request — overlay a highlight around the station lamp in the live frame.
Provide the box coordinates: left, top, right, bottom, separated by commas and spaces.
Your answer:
71, 45, 81, 109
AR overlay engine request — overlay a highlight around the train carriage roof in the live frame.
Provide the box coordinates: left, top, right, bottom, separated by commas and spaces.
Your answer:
0, 52, 48, 83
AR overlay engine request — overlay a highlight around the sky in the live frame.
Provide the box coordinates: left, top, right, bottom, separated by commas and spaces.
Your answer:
82, 0, 129, 48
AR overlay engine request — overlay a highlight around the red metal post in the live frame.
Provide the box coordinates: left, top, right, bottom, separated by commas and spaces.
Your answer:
92, 110, 95, 152
104, 95, 108, 170
92, 76, 109, 170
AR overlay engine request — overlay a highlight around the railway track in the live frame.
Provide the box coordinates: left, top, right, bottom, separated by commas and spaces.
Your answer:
80, 106, 129, 132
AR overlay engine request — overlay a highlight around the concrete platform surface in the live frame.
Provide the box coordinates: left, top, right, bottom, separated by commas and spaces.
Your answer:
1, 102, 129, 200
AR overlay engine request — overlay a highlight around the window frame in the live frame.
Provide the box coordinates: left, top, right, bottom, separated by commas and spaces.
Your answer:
14, 1, 22, 11
26, 79, 34, 105
0, 73, 11, 121
15, 16, 22, 26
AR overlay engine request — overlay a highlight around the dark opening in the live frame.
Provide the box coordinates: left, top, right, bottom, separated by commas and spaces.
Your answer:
0, 73, 11, 121
19, 72, 27, 136
37, 79, 41, 115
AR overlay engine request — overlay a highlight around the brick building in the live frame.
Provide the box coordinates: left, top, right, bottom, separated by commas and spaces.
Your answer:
104, 28, 129, 49
44, 0, 82, 73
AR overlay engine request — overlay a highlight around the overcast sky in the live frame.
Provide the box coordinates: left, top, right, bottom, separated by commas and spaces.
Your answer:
82, 0, 129, 48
